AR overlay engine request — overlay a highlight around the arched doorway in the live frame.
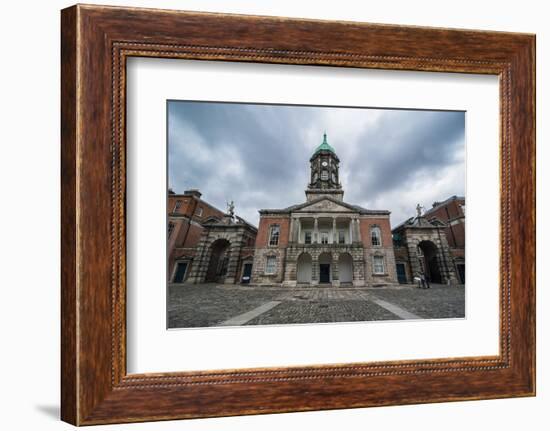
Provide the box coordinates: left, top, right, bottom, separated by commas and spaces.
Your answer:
318, 252, 332, 284
206, 239, 230, 283
417, 240, 442, 283
296, 252, 312, 284
338, 253, 353, 284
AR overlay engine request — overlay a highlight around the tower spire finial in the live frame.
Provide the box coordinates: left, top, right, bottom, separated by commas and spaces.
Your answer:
323, 131, 327, 144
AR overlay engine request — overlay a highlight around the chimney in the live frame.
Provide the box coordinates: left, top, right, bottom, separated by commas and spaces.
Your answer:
184, 189, 202, 199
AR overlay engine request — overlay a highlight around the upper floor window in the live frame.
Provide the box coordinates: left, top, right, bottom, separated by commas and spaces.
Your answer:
265, 256, 277, 274
460, 204, 466, 215
320, 231, 329, 244
373, 255, 385, 274
338, 230, 346, 244
321, 170, 329, 181
371, 226, 382, 246
196, 207, 203, 217
173, 200, 182, 213
304, 231, 312, 244
269, 225, 280, 246
168, 221, 175, 238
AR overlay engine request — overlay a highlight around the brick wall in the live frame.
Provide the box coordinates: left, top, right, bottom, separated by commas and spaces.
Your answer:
359, 217, 393, 248
255, 215, 290, 247
425, 198, 465, 248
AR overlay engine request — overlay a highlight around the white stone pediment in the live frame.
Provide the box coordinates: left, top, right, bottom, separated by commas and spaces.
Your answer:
295, 199, 355, 213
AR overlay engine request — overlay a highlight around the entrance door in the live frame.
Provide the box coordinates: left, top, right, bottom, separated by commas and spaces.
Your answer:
396, 263, 407, 284
319, 264, 331, 283
241, 263, 252, 284
173, 262, 188, 283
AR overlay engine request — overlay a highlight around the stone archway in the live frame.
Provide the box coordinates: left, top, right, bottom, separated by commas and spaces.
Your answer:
206, 238, 230, 283
418, 240, 442, 283
338, 252, 353, 284
296, 252, 312, 284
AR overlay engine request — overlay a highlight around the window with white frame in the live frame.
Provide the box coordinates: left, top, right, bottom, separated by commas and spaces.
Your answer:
196, 207, 203, 217
320, 231, 329, 244
371, 226, 382, 246
304, 230, 312, 244
373, 255, 385, 274
265, 256, 277, 274
338, 230, 346, 244
269, 225, 280, 246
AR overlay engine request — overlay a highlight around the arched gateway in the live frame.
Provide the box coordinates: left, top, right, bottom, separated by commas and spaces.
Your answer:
206, 239, 230, 283
417, 240, 442, 283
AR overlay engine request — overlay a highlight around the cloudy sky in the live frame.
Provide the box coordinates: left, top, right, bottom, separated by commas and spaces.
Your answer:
168, 101, 465, 228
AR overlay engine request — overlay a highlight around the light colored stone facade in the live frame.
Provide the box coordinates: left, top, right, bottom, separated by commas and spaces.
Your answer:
186, 215, 257, 284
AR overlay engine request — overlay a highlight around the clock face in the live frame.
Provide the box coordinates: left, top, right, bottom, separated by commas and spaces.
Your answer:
321, 161, 328, 167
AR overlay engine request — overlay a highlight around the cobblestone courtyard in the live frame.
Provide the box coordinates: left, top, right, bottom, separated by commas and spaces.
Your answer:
167, 283, 465, 328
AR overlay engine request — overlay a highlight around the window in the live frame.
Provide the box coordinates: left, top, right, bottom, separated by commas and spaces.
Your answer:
338, 230, 346, 244
320, 231, 329, 244
321, 170, 329, 180
168, 221, 175, 238
265, 256, 277, 274
373, 255, 385, 274
304, 231, 312, 244
173, 200, 182, 213
331, 173, 336, 183
371, 226, 382, 246
196, 207, 203, 217
269, 225, 280, 246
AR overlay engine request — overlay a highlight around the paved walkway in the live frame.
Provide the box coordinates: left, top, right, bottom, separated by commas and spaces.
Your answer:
167, 283, 465, 328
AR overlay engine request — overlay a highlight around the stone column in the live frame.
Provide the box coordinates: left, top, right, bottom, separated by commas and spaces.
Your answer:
332, 217, 337, 244
407, 240, 422, 281
355, 217, 362, 242
349, 218, 353, 243
297, 217, 302, 244
289, 217, 295, 243
186, 232, 210, 284
351, 218, 359, 244
332, 253, 340, 287
314, 217, 319, 244
224, 238, 242, 284
311, 256, 319, 283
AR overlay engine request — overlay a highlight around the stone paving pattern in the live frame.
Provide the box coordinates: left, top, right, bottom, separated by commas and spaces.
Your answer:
167, 283, 465, 328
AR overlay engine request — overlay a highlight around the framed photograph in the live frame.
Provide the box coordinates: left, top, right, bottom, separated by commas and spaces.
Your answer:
61, 4, 535, 425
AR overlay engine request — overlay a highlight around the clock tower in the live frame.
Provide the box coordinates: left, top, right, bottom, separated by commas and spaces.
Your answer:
306, 133, 344, 202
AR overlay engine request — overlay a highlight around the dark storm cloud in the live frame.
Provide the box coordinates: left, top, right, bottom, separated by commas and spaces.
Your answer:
344, 110, 464, 206
168, 101, 465, 227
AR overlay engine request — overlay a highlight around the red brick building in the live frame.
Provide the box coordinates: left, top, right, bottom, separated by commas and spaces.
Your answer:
167, 189, 231, 282
424, 196, 465, 283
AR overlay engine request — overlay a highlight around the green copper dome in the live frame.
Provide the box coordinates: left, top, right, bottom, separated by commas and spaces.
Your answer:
312, 132, 336, 156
